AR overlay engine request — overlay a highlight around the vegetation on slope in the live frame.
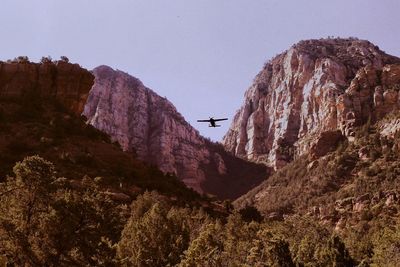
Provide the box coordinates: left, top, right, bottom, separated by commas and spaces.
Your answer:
0, 157, 356, 266
0, 94, 199, 201
235, 113, 400, 264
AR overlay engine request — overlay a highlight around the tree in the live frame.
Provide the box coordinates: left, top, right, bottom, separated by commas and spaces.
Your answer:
245, 229, 294, 267
178, 222, 224, 267
0, 156, 58, 265
117, 191, 206, 266
13, 56, 29, 63
221, 213, 259, 265
60, 56, 69, 63
239, 205, 263, 223
0, 156, 122, 266
40, 56, 53, 64
372, 225, 400, 266
316, 235, 354, 267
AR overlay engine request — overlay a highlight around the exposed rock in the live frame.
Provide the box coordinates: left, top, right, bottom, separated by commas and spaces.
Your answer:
223, 38, 400, 169
356, 193, 371, 203
380, 117, 400, 138
0, 61, 94, 115
266, 211, 283, 221
310, 130, 344, 158
358, 146, 370, 161
83, 66, 267, 199
353, 202, 366, 213
336, 197, 354, 211
385, 192, 398, 206
335, 216, 347, 231
307, 160, 319, 170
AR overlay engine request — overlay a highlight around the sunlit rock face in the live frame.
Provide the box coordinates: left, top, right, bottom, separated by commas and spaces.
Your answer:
0, 61, 93, 115
83, 66, 267, 198
223, 38, 400, 169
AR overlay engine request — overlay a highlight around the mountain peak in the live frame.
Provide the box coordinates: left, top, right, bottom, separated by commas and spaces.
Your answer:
223, 38, 400, 169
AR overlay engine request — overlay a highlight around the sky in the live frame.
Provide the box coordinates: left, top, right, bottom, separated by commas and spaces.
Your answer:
1, 0, 399, 141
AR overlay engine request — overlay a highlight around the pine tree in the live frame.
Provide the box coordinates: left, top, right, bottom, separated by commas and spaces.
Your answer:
0, 156, 122, 266
178, 222, 224, 267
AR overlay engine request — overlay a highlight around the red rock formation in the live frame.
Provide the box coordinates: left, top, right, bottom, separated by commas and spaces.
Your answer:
0, 61, 94, 115
223, 38, 400, 169
83, 66, 267, 199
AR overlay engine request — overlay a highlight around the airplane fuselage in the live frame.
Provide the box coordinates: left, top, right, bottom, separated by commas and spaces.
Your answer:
197, 117, 227, 128
209, 118, 216, 127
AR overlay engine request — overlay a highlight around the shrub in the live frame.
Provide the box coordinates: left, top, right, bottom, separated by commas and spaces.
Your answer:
239, 205, 263, 223
40, 56, 52, 64
12, 56, 29, 63
60, 56, 69, 63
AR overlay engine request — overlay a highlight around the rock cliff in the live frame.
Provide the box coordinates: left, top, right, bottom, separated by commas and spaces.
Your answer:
0, 61, 94, 115
223, 38, 400, 169
83, 66, 267, 199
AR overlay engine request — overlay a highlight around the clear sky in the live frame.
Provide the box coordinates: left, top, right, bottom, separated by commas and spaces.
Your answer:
1, 0, 399, 141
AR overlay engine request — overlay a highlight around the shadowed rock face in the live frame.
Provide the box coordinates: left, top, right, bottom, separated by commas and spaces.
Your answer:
223, 38, 400, 169
0, 61, 94, 115
83, 66, 267, 199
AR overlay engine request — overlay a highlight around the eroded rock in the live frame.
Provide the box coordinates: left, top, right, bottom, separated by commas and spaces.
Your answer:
223, 38, 400, 169
0, 61, 94, 115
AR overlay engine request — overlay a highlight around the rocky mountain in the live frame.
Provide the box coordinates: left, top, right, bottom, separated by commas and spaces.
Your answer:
233, 112, 400, 262
83, 66, 267, 199
223, 38, 400, 169
0, 59, 202, 202
0, 60, 93, 116
230, 39, 400, 263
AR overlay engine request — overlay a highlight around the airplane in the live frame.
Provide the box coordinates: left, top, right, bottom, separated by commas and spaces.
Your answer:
197, 117, 228, 127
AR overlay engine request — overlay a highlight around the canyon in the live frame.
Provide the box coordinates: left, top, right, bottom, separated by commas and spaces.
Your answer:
83, 66, 266, 199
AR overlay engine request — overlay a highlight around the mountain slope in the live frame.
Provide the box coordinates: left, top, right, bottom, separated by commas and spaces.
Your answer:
0, 60, 200, 202
223, 38, 400, 169
83, 66, 268, 199
230, 39, 400, 262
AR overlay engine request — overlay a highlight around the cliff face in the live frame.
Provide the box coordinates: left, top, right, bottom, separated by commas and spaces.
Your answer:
223, 38, 400, 169
83, 66, 267, 198
0, 61, 94, 115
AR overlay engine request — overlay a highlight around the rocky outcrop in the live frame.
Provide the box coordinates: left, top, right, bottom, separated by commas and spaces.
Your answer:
83, 66, 267, 199
0, 61, 94, 115
310, 130, 344, 158
223, 38, 400, 169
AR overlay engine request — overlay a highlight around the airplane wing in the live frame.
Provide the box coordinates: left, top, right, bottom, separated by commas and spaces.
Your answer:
197, 119, 210, 122
213, 118, 228, 122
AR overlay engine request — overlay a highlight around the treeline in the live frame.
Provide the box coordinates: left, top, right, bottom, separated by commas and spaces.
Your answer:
0, 156, 398, 266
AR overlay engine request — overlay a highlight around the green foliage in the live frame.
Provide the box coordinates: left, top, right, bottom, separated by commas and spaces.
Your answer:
12, 56, 29, 63
371, 224, 400, 266
246, 229, 294, 267
0, 156, 123, 266
40, 56, 53, 64
118, 191, 210, 266
318, 235, 355, 267
179, 222, 225, 267
60, 56, 69, 63
0, 157, 362, 266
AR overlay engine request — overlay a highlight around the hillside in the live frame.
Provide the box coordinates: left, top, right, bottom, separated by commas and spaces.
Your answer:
223, 38, 400, 169
1, 47, 400, 265
83, 65, 268, 199
0, 60, 200, 201
0, 59, 356, 267
232, 39, 400, 264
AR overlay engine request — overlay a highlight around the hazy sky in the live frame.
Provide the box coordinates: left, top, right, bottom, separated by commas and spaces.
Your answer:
1, 0, 399, 141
